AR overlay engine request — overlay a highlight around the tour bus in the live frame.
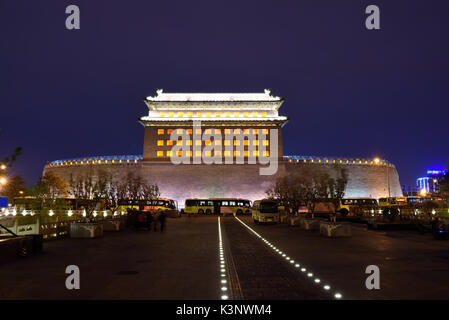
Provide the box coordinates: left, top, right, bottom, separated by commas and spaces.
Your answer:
184, 198, 252, 215
14, 197, 100, 211
252, 199, 280, 224
117, 198, 177, 212
338, 198, 379, 217
310, 198, 378, 217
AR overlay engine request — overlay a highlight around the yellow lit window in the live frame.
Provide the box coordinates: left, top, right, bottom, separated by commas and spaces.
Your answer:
157, 151, 164, 157
243, 112, 249, 117
187, 140, 192, 146
205, 140, 212, 146
167, 140, 174, 146
252, 112, 258, 117
224, 140, 231, 146
176, 140, 182, 146
177, 129, 183, 134
224, 129, 231, 134
195, 151, 202, 157
263, 140, 269, 146
196, 112, 202, 117
244, 140, 249, 146
234, 112, 240, 117
234, 140, 240, 146
252, 150, 259, 156
234, 151, 241, 156
177, 112, 184, 117
177, 151, 182, 157
168, 112, 174, 117
167, 129, 174, 134
158, 129, 164, 135
187, 112, 193, 117
215, 129, 221, 134
243, 129, 250, 134
206, 112, 211, 117
157, 140, 164, 146
225, 112, 230, 118
205, 129, 212, 134
253, 129, 259, 134
205, 150, 212, 157
195, 140, 202, 146
253, 140, 259, 146
186, 151, 192, 156
215, 140, 221, 146
244, 150, 249, 156
186, 129, 192, 134
195, 129, 202, 135
224, 150, 231, 157
160, 112, 165, 117
166, 150, 172, 156
263, 150, 270, 156
261, 112, 267, 117
215, 112, 220, 117
262, 129, 269, 134
233, 129, 241, 134
215, 151, 221, 156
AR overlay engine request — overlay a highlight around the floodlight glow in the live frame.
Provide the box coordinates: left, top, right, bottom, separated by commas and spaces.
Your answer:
314, 279, 321, 283
324, 285, 330, 290
334, 293, 342, 299
221, 295, 228, 300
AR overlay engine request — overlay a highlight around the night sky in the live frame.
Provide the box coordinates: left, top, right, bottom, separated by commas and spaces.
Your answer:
1, 0, 448, 187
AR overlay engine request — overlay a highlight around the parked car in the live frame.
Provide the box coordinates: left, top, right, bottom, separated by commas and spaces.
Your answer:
0, 224, 43, 262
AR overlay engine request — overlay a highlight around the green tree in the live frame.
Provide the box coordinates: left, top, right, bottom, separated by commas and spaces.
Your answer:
31, 172, 69, 208
0, 175, 26, 201
0, 129, 22, 174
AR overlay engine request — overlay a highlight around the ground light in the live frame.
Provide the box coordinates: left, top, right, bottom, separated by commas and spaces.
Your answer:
234, 216, 344, 300
218, 217, 230, 300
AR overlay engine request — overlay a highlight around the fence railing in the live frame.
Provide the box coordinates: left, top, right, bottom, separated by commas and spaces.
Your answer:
0, 209, 127, 239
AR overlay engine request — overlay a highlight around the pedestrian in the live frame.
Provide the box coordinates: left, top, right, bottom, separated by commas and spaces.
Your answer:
159, 211, 166, 233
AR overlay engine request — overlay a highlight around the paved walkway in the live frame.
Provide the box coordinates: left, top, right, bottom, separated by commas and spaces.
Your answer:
0, 217, 219, 299
1, 216, 449, 299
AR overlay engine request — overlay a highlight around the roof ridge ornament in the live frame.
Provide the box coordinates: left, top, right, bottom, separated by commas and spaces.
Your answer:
264, 89, 271, 95
156, 89, 163, 95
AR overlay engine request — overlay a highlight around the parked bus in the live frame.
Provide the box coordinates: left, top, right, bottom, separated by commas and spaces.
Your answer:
14, 197, 100, 211
252, 199, 280, 224
117, 198, 177, 212
338, 198, 378, 217
184, 198, 252, 215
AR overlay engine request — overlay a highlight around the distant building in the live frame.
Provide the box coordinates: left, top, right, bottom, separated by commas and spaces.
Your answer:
417, 170, 448, 193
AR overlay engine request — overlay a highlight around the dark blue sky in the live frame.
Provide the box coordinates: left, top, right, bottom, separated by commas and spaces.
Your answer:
1, 0, 448, 186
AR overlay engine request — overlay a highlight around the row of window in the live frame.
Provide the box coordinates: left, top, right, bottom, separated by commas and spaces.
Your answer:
156, 140, 270, 146
156, 150, 270, 157
157, 128, 270, 135
158, 111, 268, 118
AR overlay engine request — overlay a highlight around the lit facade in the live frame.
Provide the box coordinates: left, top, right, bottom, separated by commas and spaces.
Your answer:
140, 89, 287, 162
43, 90, 404, 203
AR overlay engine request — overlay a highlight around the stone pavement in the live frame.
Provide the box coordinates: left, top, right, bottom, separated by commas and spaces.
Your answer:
0, 216, 219, 299
1, 215, 449, 300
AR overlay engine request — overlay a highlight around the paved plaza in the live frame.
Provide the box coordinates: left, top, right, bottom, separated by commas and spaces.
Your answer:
1, 216, 449, 300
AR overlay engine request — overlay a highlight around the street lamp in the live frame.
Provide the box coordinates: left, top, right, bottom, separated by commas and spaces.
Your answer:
374, 157, 380, 164
419, 188, 427, 197
0, 164, 6, 170
0, 177, 7, 186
